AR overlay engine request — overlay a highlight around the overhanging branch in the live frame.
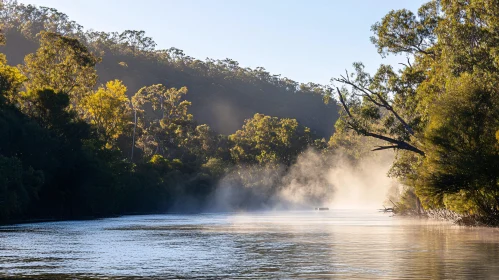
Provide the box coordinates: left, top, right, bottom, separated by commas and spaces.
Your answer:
335, 88, 425, 156
335, 76, 415, 136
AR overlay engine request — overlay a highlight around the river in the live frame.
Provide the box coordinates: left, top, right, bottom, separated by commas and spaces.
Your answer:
1, 210, 499, 279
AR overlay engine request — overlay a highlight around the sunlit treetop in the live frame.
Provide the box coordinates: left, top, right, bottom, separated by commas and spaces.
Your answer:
81, 79, 131, 148
19, 31, 100, 106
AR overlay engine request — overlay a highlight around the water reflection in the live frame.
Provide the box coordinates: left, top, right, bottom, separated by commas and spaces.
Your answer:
1, 211, 499, 279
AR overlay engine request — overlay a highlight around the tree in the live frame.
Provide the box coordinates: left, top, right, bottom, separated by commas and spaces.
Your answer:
0, 155, 43, 221
81, 80, 131, 148
229, 113, 312, 166
0, 53, 25, 105
132, 84, 190, 122
332, 0, 499, 220
419, 72, 499, 216
19, 31, 99, 108
0, 16, 25, 104
117, 30, 156, 54
332, 2, 441, 158
333, 62, 425, 156
0, 1, 4, 46
333, 2, 443, 158
370, 2, 439, 57
132, 84, 193, 159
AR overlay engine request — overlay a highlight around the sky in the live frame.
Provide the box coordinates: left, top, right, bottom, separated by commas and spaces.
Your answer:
18, 0, 427, 85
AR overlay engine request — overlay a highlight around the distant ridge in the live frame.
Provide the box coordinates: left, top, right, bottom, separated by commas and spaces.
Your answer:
0, 1, 338, 137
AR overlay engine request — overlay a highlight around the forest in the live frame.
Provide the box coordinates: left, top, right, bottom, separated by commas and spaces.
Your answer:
0, 0, 332, 223
1, 0, 499, 226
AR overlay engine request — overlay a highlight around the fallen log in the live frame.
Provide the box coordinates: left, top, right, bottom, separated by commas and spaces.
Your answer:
379, 206, 394, 213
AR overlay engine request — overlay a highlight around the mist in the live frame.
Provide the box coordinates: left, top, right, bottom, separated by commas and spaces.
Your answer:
206, 149, 398, 211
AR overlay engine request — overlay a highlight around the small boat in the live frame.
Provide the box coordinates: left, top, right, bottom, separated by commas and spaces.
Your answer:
315, 207, 329, 211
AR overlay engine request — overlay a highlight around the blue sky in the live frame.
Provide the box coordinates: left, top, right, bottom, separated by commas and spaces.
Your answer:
18, 0, 426, 85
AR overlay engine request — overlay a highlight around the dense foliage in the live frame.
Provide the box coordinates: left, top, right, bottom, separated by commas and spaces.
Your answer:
0, 0, 337, 138
0, 1, 325, 223
333, 0, 499, 225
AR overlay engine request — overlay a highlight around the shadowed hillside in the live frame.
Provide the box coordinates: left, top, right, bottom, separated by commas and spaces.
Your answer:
0, 1, 337, 136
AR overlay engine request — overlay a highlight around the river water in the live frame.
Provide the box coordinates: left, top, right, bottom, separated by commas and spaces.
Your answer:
1, 210, 499, 279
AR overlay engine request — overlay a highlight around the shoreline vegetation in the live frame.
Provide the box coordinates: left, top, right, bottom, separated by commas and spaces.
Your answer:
2, 0, 499, 227
387, 203, 499, 227
406, 210, 499, 227
334, 0, 499, 227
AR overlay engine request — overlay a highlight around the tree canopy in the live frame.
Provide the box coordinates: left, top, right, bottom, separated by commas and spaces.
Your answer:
0, 0, 337, 137
333, 0, 499, 223
0, 16, 320, 223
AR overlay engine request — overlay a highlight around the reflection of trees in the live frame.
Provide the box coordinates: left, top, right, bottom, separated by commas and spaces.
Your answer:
391, 223, 499, 279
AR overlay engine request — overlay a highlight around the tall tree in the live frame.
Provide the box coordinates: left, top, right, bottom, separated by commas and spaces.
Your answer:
0, 52, 25, 105
81, 79, 131, 148
132, 84, 192, 158
0, 13, 25, 104
229, 113, 312, 166
19, 31, 99, 107
419, 72, 499, 216
333, 0, 499, 219
0, 3, 4, 46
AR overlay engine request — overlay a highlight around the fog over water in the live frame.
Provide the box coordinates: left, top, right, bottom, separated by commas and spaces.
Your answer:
1, 153, 496, 279
208, 149, 397, 211
5, 147, 494, 279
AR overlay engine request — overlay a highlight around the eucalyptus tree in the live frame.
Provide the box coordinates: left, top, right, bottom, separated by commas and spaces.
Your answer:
0, 1, 84, 39
0, 51, 24, 104
81, 80, 131, 148
229, 113, 313, 166
332, 0, 499, 217
0, 2, 4, 46
117, 30, 157, 55
131, 84, 192, 159
19, 31, 99, 110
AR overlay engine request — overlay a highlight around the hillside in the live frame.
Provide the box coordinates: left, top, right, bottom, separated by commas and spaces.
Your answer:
0, 1, 337, 137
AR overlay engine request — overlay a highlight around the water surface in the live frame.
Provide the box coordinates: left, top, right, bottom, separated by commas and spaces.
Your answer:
1, 210, 499, 279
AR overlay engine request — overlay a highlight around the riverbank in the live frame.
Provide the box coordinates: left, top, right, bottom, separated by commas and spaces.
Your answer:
397, 208, 499, 227
0, 211, 183, 227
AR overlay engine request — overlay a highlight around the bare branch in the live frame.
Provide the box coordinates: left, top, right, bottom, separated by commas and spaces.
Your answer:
336, 87, 352, 118
399, 57, 413, 69
335, 76, 415, 136
363, 131, 425, 155
372, 145, 398, 151
335, 88, 425, 156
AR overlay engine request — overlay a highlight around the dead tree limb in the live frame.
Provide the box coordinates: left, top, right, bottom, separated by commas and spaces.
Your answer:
336, 76, 416, 136
336, 87, 425, 156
